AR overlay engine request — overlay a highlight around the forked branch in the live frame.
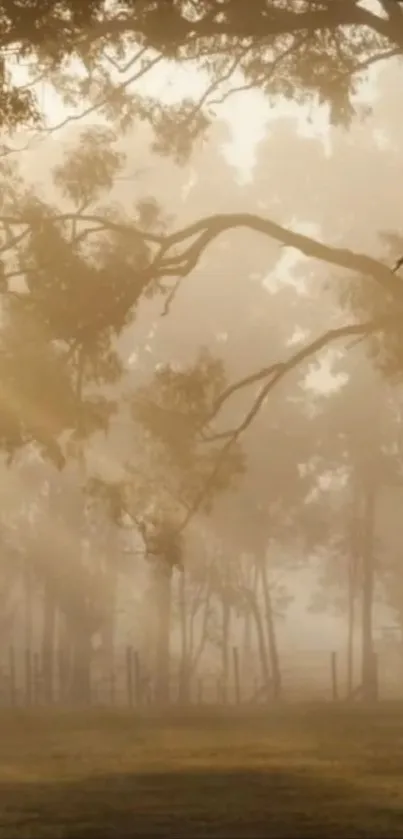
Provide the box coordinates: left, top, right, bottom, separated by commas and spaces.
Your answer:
179, 314, 398, 531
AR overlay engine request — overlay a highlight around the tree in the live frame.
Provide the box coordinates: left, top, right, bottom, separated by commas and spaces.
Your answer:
1, 6, 403, 485
2, 0, 403, 138
118, 349, 245, 703
2, 2, 403, 710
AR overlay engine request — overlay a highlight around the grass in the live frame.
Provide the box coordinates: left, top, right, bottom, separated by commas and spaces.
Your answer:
1, 705, 403, 837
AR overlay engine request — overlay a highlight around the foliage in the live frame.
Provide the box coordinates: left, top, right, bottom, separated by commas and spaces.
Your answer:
338, 231, 403, 384
143, 516, 184, 571
0, 126, 165, 463
1, 1, 403, 146
1, 0, 403, 692
130, 347, 245, 514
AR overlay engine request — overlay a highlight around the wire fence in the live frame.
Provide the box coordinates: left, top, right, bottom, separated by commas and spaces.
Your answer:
1, 643, 403, 709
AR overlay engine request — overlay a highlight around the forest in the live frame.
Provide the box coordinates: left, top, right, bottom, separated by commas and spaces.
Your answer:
1, 2, 403, 834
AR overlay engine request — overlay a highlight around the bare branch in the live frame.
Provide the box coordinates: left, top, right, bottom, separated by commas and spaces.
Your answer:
208, 362, 282, 424
161, 213, 403, 301
4, 208, 401, 307
178, 315, 398, 532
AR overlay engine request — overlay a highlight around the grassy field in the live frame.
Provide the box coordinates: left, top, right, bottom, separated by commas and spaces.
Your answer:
1, 705, 403, 837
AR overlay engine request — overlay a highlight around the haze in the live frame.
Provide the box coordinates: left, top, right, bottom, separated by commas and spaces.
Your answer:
2, 2, 403, 836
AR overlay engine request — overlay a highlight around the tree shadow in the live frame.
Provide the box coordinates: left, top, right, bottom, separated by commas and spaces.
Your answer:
1, 765, 403, 838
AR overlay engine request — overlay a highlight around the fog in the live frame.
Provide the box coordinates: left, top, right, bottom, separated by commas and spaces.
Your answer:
3, 62, 401, 690
5, 3, 403, 836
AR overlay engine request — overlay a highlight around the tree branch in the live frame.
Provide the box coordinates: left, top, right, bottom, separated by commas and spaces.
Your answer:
161, 213, 403, 300
178, 314, 398, 532
4, 209, 401, 303
66, 1, 402, 49
4, 206, 403, 335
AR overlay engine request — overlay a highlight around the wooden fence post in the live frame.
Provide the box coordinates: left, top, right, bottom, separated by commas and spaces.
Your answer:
331, 651, 338, 701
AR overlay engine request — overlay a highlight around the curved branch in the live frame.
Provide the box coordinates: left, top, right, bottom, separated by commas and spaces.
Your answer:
4, 205, 403, 338
205, 362, 282, 431
4, 208, 401, 304
179, 314, 397, 532
161, 213, 403, 300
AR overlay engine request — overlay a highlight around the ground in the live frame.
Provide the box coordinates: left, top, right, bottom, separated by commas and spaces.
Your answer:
1, 705, 403, 837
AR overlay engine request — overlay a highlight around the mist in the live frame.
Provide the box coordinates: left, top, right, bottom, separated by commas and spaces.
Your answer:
2, 3, 403, 836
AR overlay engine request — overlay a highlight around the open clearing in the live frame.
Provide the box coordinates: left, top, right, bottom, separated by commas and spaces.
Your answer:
1, 706, 403, 837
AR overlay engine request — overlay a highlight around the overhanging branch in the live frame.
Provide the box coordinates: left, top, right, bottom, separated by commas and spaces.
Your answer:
4, 204, 403, 358
159, 213, 403, 301
179, 314, 398, 532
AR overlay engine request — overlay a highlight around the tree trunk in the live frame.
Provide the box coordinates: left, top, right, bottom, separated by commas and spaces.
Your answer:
154, 559, 172, 706
70, 617, 92, 706
242, 606, 252, 673
41, 576, 56, 704
258, 555, 282, 700
100, 534, 118, 696
242, 564, 257, 681
178, 569, 190, 703
189, 578, 213, 677
244, 589, 271, 698
24, 553, 34, 653
347, 504, 360, 699
23, 553, 34, 706
57, 611, 71, 704
347, 558, 355, 699
221, 567, 232, 703
100, 599, 116, 705
361, 485, 377, 701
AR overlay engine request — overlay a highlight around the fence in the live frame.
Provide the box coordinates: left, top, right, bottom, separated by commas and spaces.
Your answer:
1, 644, 402, 708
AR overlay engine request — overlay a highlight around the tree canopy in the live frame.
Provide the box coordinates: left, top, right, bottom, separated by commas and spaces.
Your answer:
1, 1, 403, 539
2, 1, 403, 132
2, 3, 403, 705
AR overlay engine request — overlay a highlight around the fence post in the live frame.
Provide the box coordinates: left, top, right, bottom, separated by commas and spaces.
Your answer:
331, 651, 338, 701
126, 645, 134, 708
233, 646, 241, 705
8, 646, 16, 707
